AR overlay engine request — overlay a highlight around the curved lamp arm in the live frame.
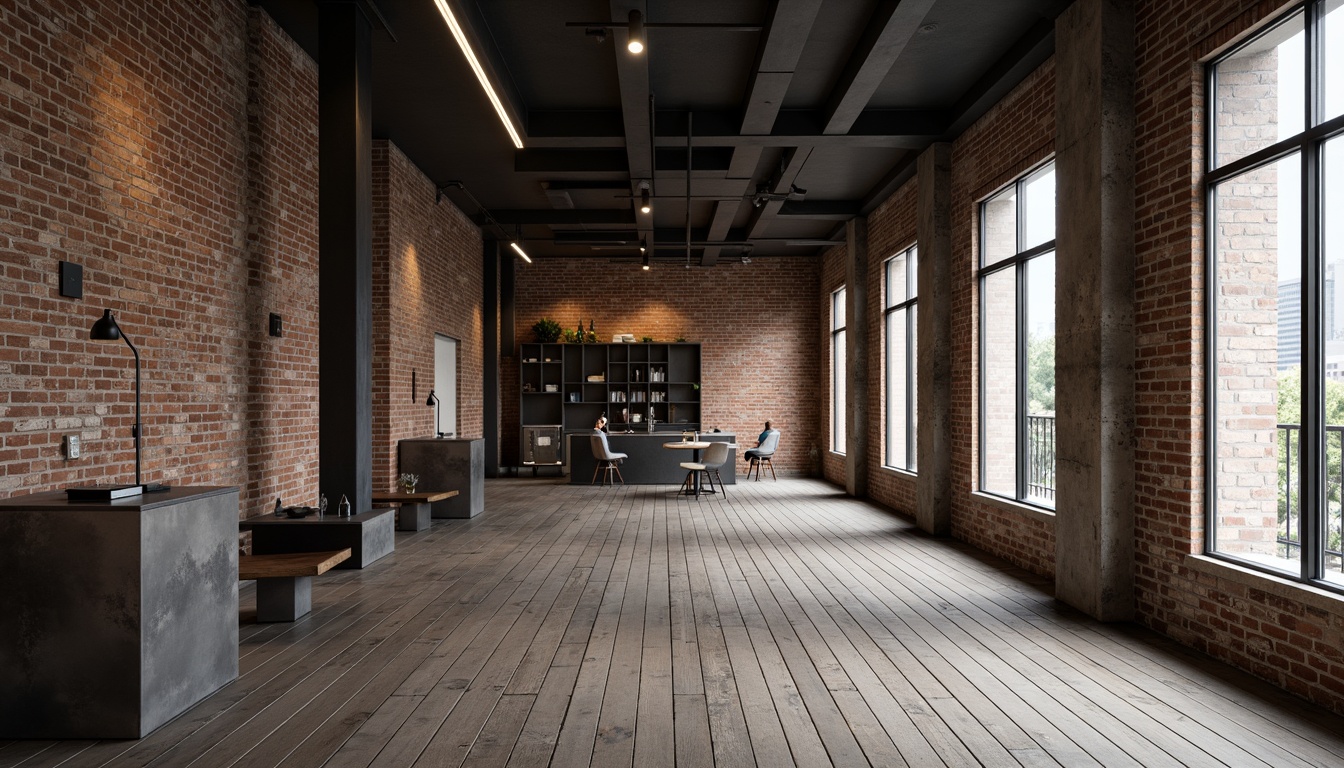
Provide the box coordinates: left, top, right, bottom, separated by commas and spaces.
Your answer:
90, 309, 142, 487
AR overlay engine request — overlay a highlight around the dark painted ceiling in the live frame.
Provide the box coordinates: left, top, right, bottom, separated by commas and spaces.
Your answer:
252, 0, 1069, 265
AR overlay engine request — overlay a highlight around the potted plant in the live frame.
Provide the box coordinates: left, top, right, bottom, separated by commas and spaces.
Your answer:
532, 317, 563, 343
398, 473, 419, 494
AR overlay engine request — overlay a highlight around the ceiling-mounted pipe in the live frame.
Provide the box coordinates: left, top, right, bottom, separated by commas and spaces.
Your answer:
685, 111, 692, 268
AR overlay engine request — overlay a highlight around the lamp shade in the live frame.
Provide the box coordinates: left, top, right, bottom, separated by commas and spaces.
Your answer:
426, 390, 438, 407
91, 309, 122, 340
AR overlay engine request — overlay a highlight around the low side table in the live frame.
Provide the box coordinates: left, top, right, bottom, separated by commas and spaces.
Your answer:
371, 490, 459, 531
240, 508, 395, 568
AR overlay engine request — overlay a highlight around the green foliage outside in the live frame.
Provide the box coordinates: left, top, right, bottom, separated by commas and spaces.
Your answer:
1276, 366, 1344, 555
1027, 332, 1055, 415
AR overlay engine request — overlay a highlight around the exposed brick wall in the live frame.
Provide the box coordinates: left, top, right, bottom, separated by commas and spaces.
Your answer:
862, 178, 918, 513
1132, 0, 1344, 714
945, 59, 1058, 576
241, 8, 321, 515
372, 141, 484, 491
513, 258, 819, 474
0, 0, 323, 518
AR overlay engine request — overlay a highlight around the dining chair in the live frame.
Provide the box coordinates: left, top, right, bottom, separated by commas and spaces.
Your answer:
679, 441, 730, 498
746, 430, 780, 481
590, 433, 627, 485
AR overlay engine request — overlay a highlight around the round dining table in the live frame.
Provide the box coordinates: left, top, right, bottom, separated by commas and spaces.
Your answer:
662, 440, 737, 496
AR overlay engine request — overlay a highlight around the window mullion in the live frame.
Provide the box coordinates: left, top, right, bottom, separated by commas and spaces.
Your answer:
1016, 259, 1029, 501
1303, 137, 1324, 581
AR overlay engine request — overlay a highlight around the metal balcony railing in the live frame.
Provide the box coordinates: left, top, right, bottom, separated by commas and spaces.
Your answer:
1027, 414, 1055, 502
1276, 423, 1344, 571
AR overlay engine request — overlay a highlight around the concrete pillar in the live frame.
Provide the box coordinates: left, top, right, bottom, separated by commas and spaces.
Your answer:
916, 143, 953, 536
845, 217, 870, 497
1054, 0, 1135, 621
318, 2, 374, 513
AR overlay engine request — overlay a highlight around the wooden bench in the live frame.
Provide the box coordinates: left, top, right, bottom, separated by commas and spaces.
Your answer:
371, 490, 459, 531
239, 548, 350, 622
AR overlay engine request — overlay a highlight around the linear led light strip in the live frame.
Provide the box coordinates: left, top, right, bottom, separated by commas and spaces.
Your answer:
433, 0, 524, 149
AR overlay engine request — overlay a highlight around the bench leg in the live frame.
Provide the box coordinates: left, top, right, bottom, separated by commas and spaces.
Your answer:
256, 575, 313, 622
396, 502, 432, 531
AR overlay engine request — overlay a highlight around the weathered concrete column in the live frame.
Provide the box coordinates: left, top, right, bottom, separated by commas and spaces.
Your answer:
845, 217, 870, 497
916, 143, 953, 536
1054, 0, 1135, 621
318, 2, 374, 512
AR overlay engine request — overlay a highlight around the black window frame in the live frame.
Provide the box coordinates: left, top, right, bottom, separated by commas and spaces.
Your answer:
884, 245, 918, 472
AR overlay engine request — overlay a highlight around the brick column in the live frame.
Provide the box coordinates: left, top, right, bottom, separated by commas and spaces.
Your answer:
1054, 0, 1136, 620
917, 143, 953, 535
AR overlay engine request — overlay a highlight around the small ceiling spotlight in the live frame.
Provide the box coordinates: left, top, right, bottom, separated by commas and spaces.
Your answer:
639, 241, 647, 253
642, 251, 651, 271
627, 10, 645, 53
639, 182, 652, 214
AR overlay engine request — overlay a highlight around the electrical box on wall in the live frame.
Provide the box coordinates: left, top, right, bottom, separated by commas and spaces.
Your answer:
269, 313, 282, 337
59, 261, 83, 299
63, 434, 81, 459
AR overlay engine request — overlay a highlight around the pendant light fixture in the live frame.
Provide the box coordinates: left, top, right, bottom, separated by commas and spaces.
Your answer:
626, 10, 645, 54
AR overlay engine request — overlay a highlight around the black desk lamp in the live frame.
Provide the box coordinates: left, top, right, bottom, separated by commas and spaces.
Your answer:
90, 309, 168, 493
426, 390, 444, 437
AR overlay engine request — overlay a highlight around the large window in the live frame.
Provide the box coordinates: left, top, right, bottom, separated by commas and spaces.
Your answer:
885, 246, 917, 471
1209, 0, 1344, 589
832, 287, 846, 453
979, 162, 1056, 507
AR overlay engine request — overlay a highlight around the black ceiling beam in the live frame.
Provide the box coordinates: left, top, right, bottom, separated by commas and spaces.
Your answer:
822, 0, 937, 134
778, 200, 860, 219
609, 0, 654, 253
551, 230, 841, 247
485, 209, 636, 226
514, 149, 629, 173
746, 146, 812, 239
705, 0, 823, 265
523, 109, 944, 148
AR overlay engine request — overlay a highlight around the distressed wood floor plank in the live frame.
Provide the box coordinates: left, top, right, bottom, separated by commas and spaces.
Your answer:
10, 479, 1344, 768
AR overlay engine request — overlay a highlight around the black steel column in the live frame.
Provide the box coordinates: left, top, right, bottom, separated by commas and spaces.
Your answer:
484, 240, 500, 477
318, 2, 373, 511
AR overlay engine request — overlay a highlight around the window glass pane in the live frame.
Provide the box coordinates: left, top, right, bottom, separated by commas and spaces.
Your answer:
909, 303, 918, 472
887, 310, 908, 469
833, 288, 846, 330
886, 254, 906, 309
1213, 154, 1301, 574
1026, 253, 1056, 507
1212, 11, 1305, 169
834, 329, 847, 453
982, 267, 1017, 496
907, 247, 919, 301
1324, 135, 1344, 586
1022, 166, 1056, 252
982, 187, 1017, 267
1323, 0, 1343, 125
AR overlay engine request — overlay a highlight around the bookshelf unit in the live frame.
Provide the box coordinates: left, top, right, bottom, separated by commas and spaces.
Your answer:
519, 342, 702, 464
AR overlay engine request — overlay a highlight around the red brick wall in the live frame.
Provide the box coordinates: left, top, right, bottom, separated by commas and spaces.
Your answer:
863, 179, 919, 514
1132, 0, 1344, 714
513, 258, 819, 474
0, 0, 323, 517
944, 60, 1058, 576
372, 141, 484, 491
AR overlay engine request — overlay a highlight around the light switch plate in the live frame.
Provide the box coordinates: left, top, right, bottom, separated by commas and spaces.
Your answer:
64, 434, 80, 459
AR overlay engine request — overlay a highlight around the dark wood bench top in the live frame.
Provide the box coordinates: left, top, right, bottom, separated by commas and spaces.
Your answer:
238, 548, 351, 580
370, 490, 459, 504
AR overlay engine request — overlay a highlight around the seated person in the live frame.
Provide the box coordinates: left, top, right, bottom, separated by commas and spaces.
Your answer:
594, 415, 609, 433
743, 421, 780, 464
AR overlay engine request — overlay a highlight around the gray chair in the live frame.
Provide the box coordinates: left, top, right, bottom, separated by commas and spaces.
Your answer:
679, 441, 730, 498
590, 432, 627, 485
745, 430, 780, 481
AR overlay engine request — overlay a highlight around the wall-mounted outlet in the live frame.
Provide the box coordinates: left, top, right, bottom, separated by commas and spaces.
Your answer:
63, 434, 81, 459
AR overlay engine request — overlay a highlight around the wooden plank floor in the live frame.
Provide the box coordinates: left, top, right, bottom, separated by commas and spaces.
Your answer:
7, 477, 1344, 767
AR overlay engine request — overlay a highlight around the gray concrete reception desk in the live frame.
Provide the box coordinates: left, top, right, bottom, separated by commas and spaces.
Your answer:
0, 486, 240, 738
568, 432, 736, 485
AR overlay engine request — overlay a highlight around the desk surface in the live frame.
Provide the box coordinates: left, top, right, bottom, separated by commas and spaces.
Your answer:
663, 441, 712, 450
0, 486, 237, 512
240, 507, 394, 526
